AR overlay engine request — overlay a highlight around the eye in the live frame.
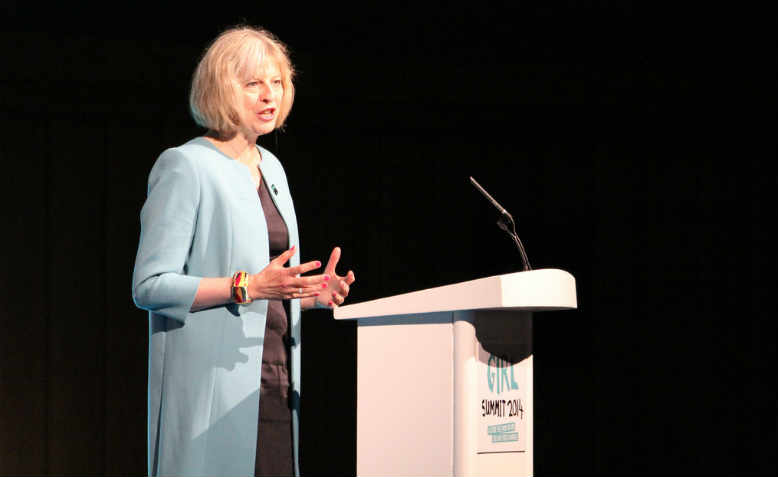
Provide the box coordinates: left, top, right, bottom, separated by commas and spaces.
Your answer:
246, 80, 258, 87
273, 79, 283, 86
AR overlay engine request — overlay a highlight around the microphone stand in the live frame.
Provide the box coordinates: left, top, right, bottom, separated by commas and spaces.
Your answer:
470, 176, 532, 271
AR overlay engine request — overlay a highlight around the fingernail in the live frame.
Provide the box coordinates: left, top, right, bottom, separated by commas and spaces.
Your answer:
315, 292, 320, 296
324, 275, 331, 281
321, 283, 328, 288
315, 261, 321, 267
290, 245, 295, 250
328, 301, 333, 306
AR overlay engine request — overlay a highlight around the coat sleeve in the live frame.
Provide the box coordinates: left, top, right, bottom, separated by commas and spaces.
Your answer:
132, 148, 202, 323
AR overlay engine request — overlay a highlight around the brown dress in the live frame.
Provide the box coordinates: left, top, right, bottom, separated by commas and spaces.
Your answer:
254, 177, 294, 476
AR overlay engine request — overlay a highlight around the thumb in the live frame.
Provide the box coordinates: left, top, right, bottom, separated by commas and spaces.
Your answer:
325, 246, 341, 274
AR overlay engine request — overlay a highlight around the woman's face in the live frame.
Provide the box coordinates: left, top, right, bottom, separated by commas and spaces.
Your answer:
235, 59, 284, 139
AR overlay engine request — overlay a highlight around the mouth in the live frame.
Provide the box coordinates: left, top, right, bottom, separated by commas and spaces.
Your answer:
257, 108, 276, 121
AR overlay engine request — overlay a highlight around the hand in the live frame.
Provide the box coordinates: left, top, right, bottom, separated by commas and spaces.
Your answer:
250, 245, 329, 300
315, 246, 356, 308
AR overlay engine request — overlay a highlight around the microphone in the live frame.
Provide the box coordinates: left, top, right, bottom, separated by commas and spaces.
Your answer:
470, 176, 532, 271
469, 176, 512, 220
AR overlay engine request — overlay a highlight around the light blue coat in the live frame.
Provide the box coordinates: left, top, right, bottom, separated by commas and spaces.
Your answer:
132, 137, 302, 477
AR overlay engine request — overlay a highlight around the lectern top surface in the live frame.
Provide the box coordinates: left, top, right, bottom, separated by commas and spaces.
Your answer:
334, 268, 577, 320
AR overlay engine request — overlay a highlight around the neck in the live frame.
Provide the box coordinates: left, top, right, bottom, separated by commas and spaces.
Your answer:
206, 130, 260, 166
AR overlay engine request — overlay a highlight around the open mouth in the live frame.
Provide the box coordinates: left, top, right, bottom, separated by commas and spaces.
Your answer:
258, 108, 276, 120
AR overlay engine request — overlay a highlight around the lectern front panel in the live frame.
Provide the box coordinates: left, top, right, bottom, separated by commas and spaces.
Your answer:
357, 312, 455, 477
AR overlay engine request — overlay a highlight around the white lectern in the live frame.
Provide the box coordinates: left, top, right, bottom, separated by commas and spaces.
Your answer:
334, 268, 577, 477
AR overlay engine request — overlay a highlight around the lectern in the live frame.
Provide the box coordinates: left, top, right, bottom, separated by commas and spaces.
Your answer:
334, 268, 577, 477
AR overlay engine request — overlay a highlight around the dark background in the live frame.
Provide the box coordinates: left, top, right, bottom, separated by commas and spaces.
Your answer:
0, 2, 773, 476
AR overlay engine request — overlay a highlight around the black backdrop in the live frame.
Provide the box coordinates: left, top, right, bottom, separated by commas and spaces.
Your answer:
0, 2, 773, 476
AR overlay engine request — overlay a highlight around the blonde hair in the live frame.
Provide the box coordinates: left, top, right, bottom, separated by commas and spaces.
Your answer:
189, 26, 295, 135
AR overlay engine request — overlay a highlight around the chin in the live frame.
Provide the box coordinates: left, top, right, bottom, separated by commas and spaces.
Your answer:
255, 123, 277, 137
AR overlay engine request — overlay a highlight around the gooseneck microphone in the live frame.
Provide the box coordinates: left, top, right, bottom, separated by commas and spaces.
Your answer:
469, 176, 532, 271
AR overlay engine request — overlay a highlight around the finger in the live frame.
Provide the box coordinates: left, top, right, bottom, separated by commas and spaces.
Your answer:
287, 284, 324, 296
297, 282, 326, 294
290, 288, 321, 299
284, 283, 322, 299
324, 246, 341, 274
338, 280, 350, 297
345, 270, 356, 285
293, 274, 331, 287
332, 292, 344, 305
291, 260, 322, 276
273, 245, 297, 266
287, 282, 322, 297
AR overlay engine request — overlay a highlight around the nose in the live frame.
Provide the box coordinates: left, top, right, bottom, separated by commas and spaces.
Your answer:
257, 82, 272, 103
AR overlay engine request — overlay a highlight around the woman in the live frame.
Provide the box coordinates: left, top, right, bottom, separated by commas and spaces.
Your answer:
132, 26, 355, 477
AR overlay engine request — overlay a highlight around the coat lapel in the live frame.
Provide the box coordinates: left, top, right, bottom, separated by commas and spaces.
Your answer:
257, 150, 299, 258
